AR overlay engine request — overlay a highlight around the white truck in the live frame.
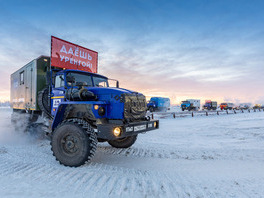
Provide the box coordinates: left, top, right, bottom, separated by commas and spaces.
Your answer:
181, 99, 201, 111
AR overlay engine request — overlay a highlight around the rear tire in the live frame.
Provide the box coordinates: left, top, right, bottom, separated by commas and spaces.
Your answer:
38, 87, 52, 119
51, 119, 97, 167
108, 135, 137, 148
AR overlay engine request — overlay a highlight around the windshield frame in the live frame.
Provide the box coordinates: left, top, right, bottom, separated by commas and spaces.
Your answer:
65, 71, 109, 88
92, 75, 109, 88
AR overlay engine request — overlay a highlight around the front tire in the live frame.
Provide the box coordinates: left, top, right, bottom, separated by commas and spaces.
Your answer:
51, 119, 97, 167
108, 135, 137, 148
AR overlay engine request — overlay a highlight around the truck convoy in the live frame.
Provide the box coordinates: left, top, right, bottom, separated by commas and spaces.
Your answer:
181, 99, 200, 111
147, 97, 170, 112
203, 100, 217, 110
10, 36, 159, 167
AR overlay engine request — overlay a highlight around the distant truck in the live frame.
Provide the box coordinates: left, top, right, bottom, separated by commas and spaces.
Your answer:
220, 103, 234, 110
203, 100, 217, 110
239, 103, 251, 110
147, 97, 170, 112
253, 104, 262, 109
181, 99, 200, 111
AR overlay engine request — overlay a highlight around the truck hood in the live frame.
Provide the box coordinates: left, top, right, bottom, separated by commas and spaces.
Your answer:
87, 87, 142, 96
87, 87, 146, 120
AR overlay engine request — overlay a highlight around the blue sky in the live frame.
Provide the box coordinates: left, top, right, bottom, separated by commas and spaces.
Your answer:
0, 0, 263, 104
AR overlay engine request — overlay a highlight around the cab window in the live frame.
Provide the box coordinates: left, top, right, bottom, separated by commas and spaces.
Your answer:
66, 73, 93, 87
55, 75, 64, 88
93, 76, 109, 87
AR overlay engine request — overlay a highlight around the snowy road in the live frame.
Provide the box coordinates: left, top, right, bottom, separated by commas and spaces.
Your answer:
0, 108, 264, 197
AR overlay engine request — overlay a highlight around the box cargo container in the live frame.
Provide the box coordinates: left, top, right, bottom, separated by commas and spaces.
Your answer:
147, 97, 170, 112
10, 56, 50, 111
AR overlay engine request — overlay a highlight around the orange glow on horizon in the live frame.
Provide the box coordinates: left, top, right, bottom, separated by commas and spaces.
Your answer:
1, 83, 262, 105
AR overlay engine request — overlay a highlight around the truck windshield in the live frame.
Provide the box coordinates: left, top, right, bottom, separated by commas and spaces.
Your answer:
66, 72, 109, 87
93, 76, 109, 87
66, 73, 93, 87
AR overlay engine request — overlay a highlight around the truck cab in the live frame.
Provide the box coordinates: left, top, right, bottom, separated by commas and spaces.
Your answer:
181, 101, 191, 111
220, 103, 227, 110
51, 70, 111, 116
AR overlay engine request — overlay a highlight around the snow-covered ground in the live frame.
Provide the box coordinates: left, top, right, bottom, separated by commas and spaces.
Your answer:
0, 107, 264, 197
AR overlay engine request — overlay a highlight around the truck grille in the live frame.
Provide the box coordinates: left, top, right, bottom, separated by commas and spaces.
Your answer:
122, 93, 147, 121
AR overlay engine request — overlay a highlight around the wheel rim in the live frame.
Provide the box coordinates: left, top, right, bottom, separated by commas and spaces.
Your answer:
61, 134, 80, 154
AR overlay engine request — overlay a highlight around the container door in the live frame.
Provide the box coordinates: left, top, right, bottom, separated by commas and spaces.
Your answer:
25, 65, 33, 109
51, 74, 65, 116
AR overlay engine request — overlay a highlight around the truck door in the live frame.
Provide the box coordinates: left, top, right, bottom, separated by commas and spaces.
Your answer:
25, 64, 33, 109
51, 74, 65, 116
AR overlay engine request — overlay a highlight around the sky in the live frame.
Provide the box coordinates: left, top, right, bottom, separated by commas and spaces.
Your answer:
0, 0, 263, 104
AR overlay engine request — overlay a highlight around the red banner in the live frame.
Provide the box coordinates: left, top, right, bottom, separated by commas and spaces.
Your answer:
51, 36, 98, 73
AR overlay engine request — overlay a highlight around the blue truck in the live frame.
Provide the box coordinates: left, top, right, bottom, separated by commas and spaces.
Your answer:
10, 38, 159, 167
203, 100, 217, 110
147, 97, 170, 112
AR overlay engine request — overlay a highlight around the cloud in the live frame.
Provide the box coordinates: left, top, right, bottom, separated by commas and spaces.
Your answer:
0, 0, 263, 104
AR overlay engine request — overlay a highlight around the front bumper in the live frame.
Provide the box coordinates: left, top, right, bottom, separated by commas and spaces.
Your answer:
97, 119, 159, 140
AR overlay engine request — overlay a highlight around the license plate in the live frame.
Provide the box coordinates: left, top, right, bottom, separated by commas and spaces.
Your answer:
134, 125, 146, 132
126, 127, 134, 132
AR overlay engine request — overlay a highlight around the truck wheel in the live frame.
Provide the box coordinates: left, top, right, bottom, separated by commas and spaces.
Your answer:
108, 135, 137, 148
51, 119, 97, 167
149, 107, 154, 112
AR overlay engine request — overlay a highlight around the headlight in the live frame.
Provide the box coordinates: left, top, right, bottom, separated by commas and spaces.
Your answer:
94, 105, 99, 110
113, 127, 122, 137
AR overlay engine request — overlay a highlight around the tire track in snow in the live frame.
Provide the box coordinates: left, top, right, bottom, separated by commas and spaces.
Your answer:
97, 146, 264, 162
1, 153, 263, 197
0, 157, 184, 197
